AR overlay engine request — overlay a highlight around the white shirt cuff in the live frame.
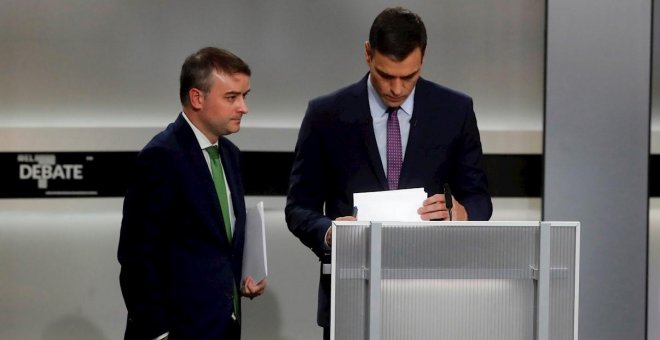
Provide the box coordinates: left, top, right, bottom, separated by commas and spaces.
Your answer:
154, 332, 169, 340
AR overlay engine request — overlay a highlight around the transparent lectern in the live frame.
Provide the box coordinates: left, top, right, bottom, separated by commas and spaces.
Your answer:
330, 221, 579, 340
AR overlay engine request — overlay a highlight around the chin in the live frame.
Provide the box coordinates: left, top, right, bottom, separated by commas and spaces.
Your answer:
385, 99, 403, 107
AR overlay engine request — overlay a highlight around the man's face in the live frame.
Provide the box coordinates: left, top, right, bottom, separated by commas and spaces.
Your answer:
365, 45, 423, 108
196, 70, 250, 140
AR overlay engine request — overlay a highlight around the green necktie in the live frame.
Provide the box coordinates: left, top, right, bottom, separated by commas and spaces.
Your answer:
205, 145, 232, 242
205, 145, 240, 322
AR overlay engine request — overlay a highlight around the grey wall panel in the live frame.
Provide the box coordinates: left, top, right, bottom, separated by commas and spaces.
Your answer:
650, 199, 660, 340
650, 2, 660, 338
654, 0, 660, 136
544, 1, 650, 339
0, 0, 544, 131
0, 198, 324, 340
0, 197, 540, 339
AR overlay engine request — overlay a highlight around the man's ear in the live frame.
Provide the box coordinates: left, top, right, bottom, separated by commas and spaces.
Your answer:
364, 41, 372, 64
189, 88, 204, 110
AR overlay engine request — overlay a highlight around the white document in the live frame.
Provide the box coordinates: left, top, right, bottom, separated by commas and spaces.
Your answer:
242, 201, 268, 282
353, 187, 427, 222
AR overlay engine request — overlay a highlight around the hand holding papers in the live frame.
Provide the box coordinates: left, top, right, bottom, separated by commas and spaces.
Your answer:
353, 187, 427, 222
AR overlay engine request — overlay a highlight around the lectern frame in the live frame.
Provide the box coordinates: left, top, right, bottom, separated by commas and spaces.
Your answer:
330, 221, 580, 340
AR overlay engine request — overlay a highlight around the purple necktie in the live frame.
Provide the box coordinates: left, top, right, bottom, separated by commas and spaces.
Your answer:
386, 107, 402, 190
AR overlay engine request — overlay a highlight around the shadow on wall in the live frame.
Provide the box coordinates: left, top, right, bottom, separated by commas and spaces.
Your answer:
42, 314, 108, 340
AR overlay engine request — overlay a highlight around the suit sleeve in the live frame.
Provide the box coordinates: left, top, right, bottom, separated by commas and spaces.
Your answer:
118, 147, 175, 338
285, 101, 334, 260
452, 99, 493, 221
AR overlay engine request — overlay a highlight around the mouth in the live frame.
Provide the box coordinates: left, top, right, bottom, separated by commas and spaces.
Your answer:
385, 95, 404, 102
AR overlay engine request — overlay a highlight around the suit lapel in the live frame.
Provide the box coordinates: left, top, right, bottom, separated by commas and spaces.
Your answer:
350, 76, 388, 190
400, 78, 435, 188
172, 115, 228, 245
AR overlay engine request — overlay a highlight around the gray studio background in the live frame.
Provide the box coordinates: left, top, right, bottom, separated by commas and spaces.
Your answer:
0, 0, 655, 339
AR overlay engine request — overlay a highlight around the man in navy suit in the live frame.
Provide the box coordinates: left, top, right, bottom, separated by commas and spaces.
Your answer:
118, 47, 266, 340
285, 7, 492, 339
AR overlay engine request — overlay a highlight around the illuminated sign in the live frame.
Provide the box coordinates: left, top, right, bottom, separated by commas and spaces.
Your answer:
0, 152, 136, 198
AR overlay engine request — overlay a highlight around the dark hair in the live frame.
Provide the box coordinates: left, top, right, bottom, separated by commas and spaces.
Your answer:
368, 7, 427, 61
179, 47, 251, 105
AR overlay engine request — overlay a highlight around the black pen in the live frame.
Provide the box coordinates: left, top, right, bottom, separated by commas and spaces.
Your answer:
444, 183, 453, 221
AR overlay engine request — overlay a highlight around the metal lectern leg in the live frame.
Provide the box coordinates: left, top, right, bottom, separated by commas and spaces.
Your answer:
536, 222, 551, 340
368, 222, 382, 340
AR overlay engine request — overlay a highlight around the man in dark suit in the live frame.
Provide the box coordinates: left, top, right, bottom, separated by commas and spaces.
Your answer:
285, 7, 492, 339
118, 47, 266, 340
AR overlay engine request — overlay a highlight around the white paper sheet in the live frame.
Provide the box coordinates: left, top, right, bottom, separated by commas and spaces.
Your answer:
242, 201, 268, 282
353, 187, 427, 222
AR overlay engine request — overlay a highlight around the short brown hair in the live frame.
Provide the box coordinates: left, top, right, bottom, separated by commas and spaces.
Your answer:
369, 7, 427, 61
179, 47, 251, 105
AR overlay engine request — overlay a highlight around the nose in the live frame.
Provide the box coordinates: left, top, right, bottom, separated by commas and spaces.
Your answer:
236, 96, 248, 114
390, 78, 403, 96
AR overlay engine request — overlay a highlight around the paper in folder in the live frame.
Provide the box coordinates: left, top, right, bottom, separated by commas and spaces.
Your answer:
242, 201, 268, 282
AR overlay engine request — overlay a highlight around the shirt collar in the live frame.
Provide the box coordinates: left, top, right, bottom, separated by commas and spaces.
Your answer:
367, 73, 415, 117
181, 111, 216, 150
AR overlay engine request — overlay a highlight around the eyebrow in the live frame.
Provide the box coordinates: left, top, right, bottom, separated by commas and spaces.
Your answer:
225, 89, 251, 96
375, 67, 419, 79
